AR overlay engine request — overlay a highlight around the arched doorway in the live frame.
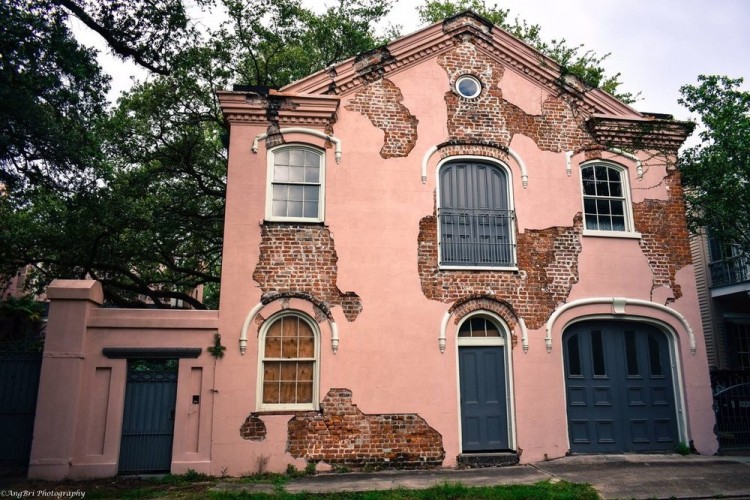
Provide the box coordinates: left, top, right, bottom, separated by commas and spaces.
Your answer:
457, 314, 514, 452
563, 320, 679, 453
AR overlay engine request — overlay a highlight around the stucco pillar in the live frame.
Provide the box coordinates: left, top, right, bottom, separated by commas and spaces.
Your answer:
28, 280, 103, 480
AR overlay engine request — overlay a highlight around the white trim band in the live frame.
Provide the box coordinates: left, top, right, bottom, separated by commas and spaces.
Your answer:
545, 297, 696, 354
252, 127, 342, 164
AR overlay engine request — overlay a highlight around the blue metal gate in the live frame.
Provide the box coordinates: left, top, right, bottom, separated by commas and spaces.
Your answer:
0, 351, 42, 469
118, 359, 178, 474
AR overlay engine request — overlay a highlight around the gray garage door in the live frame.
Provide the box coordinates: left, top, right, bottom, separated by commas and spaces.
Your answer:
564, 321, 679, 453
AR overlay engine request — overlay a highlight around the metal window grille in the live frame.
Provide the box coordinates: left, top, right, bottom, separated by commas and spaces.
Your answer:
439, 208, 516, 266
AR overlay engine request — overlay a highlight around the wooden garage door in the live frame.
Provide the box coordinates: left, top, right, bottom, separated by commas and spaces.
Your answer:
564, 321, 679, 453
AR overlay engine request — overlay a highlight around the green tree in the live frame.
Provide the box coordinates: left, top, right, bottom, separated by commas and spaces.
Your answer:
417, 0, 636, 102
678, 75, 750, 254
1, 0, 395, 309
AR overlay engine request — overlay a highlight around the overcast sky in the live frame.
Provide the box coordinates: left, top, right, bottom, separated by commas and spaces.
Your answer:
388, 0, 750, 123
80, 0, 750, 128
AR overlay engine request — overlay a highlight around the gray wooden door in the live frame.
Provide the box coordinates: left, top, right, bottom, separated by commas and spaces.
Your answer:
564, 321, 678, 453
118, 359, 178, 474
459, 346, 509, 451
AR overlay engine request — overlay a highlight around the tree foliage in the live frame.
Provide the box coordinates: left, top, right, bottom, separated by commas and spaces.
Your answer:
0, 0, 394, 309
678, 75, 750, 254
2, 0, 638, 309
417, 0, 636, 103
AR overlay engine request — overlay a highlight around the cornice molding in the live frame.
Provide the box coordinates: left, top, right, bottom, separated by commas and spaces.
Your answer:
587, 115, 695, 150
217, 91, 339, 127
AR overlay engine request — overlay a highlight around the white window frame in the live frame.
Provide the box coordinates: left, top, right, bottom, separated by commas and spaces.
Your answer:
579, 160, 641, 239
256, 311, 321, 412
435, 155, 518, 271
265, 144, 326, 223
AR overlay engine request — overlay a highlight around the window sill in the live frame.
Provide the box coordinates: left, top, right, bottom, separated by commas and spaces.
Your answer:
439, 265, 519, 272
582, 230, 642, 240
262, 219, 325, 226
255, 406, 319, 415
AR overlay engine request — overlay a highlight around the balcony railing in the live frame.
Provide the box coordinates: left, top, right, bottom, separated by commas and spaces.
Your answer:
439, 208, 516, 267
709, 254, 750, 288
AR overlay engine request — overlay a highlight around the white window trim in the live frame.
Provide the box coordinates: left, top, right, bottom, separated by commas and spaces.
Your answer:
454, 311, 517, 453
256, 311, 321, 412
579, 160, 640, 239
435, 155, 518, 270
265, 144, 326, 223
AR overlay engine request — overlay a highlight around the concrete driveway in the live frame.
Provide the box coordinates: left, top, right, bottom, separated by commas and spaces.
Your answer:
278, 454, 750, 499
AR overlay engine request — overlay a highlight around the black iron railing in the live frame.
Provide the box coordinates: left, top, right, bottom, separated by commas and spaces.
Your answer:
709, 254, 750, 288
439, 208, 516, 267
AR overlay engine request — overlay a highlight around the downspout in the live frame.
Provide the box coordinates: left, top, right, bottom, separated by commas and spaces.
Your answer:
609, 148, 643, 180
252, 127, 342, 164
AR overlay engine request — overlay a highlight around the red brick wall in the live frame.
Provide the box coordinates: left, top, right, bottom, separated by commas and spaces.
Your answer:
438, 39, 594, 153
345, 78, 419, 158
418, 212, 583, 330
253, 223, 363, 321
632, 169, 693, 301
240, 414, 267, 442
287, 389, 445, 468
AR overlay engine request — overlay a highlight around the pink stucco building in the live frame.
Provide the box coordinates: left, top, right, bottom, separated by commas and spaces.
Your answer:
28, 12, 716, 479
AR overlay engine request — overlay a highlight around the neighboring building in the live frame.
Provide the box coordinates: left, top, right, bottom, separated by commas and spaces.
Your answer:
693, 234, 750, 372
26, 12, 717, 480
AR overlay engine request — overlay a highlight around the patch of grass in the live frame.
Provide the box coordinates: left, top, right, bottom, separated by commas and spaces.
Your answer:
207, 480, 599, 499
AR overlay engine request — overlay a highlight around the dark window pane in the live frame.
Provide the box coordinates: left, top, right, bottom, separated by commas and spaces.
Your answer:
591, 330, 606, 376
585, 214, 598, 230
568, 334, 581, 376
610, 181, 622, 197
648, 334, 663, 376
596, 199, 611, 215
625, 331, 639, 376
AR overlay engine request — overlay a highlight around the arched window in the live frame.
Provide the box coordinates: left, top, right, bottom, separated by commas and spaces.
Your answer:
580, 162, 634, 234
266, 145, 324, 222
258, 312, 319, 410
438, 159, 516, 267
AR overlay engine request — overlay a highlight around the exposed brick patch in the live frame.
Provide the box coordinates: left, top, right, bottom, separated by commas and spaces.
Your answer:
288, 389, 445, 469
438, 40, 595, 153
632, 170, 693, 301
345, 78, 419, 158
253, 223, 362, 321
450, 296, 519, 347
240, 414, 267, 441
418, 214, 583, 330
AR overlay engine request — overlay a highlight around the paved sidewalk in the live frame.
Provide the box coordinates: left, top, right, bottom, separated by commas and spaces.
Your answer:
268, 454, 750, 499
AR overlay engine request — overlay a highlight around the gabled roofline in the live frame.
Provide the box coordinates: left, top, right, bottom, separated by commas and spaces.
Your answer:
281, 11, 641, 118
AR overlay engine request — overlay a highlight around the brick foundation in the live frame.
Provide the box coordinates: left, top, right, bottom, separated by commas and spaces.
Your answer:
240, 414, 267, 441
438, 39, 594, 153
345, 78, 419, 158
418, 214, 583, 330
287, 389, 445, 469
253, 223, 362, 321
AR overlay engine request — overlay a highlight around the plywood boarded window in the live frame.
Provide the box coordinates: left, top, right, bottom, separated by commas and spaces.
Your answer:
261, 314, 317, 408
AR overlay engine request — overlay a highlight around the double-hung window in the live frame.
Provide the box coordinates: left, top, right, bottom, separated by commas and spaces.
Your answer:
267, 145, 324, 222
581, 162, 636, 236
258, 313, 319, 411
438, 160, 516, 268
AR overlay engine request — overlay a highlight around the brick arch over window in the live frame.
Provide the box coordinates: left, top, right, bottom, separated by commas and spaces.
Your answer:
449, 296, 519, 348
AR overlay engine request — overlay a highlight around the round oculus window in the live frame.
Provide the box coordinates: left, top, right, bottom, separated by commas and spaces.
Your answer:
456, 75, 482, 98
